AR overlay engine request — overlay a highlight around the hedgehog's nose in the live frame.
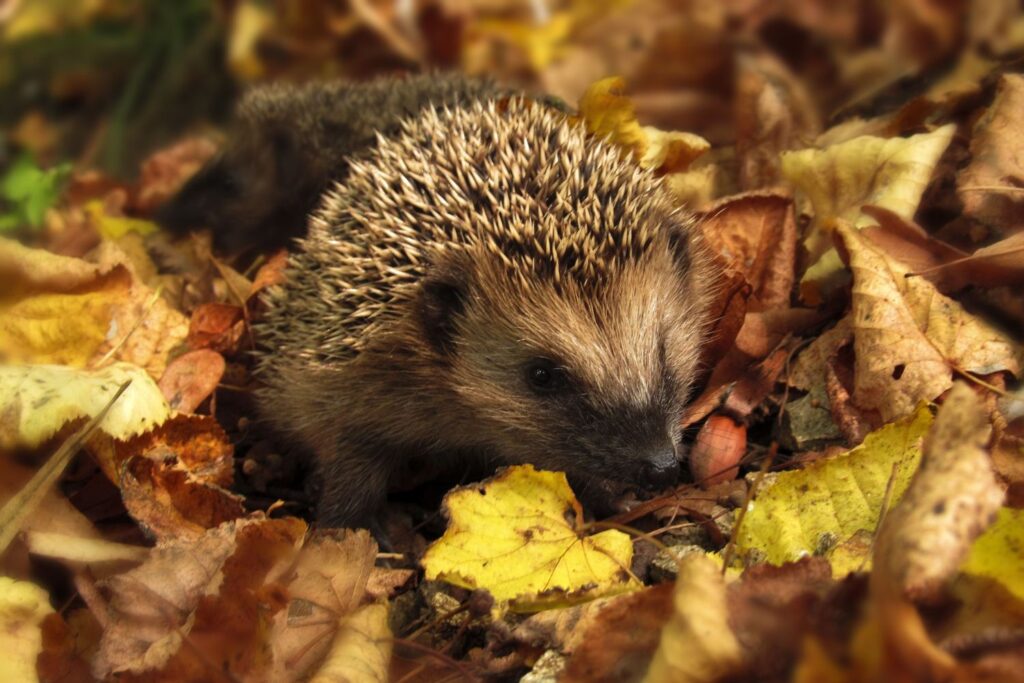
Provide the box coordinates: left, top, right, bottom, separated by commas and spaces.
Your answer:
639, 445, 680, 492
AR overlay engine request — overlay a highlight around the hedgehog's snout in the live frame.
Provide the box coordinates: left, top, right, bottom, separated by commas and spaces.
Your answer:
636, 441, 681, 492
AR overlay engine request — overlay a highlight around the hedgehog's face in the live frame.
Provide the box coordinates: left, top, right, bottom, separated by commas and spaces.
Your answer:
418, 229, 711, 493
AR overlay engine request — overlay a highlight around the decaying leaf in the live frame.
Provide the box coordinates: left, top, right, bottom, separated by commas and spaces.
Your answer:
0, 363, 170, 449
781, 124, 955, 302
736, 404, 933, 570
0, 577, 54, 683
643, 553, 743, 683
422, 465, 638, 611
157, 349, 226, 413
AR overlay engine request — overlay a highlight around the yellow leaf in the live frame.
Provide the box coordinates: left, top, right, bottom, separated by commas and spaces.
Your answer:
422, 465, 638, 612
0, 577, 53, 683
736, 405, 932, 570
85, 200, 157, 239
781, 125, 954, 302
962, 508, 1024, 600
838, 221, 1021, 422
643, 554, 742, 683
0, 363, 171, 449
0, 238, 188, 378
0, 288, 122, 367
578, 77, 710, 175
309, 603, 391, 683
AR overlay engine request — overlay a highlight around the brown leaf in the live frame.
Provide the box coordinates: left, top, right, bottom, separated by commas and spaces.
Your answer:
187, 302, 245, 353
560, 583, 674, 683
131, 137, 218, 214
93, 516, 306, 679
836, 221, 1021, 422
873, 382, 1004, 603
699, 191, 797, 310
957, 74, 1024, 234
157, 349, 226, 413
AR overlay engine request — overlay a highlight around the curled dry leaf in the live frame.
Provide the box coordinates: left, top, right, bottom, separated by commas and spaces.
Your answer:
873, 382, 1004, 603
187, 302, 246, 353
577, 77, 711, 175
643, 553, 743, 683
0, 363, 170, 449
132, 137, 219, 213
422, 465, 638, 612
104, 415, 241, 540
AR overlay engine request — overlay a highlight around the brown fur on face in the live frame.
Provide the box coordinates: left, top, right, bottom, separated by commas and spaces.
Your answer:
254, 97, 716, 526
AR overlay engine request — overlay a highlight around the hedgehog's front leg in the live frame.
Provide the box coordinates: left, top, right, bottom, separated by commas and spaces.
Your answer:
314, 438, 394, 528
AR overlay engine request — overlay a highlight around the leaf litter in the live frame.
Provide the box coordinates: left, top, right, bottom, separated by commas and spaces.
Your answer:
3, 2, 1024, 681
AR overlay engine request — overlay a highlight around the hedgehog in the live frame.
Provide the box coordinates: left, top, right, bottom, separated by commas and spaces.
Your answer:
157, 74, 505, 254
244, 85, 716, 527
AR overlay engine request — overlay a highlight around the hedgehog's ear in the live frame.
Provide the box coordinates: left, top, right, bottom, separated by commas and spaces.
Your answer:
665, 218, 694, 274
417, 257, 471, 355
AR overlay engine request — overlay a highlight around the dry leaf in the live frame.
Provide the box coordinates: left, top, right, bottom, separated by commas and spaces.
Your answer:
957, 74, 1024, 233
643, 553, 743, 683
699, 191, 797, 310
0, 577, 54, 683
308, 603, 391, 683
874, 382, 1004, 602
781, 125, 955, 302
837, 221, 1021, 422
157, 349, 226, 413
93, 515, 305, 679
0, 363, 170, 449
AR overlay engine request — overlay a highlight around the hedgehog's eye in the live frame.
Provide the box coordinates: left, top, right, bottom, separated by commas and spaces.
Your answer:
525, 358, 568, 395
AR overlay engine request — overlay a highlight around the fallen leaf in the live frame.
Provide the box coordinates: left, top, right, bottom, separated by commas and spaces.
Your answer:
187, 302, 245, 353
561, 583, 674, 683
699, 191, 797, 310
781, 124, 955, 303
93, 515, 305, 680
24, 531, 148, 565
643, 553, 743, 683
0, 363, 170, 449
132, 137, 219, 213
957, 74, 1024, 233
157, 349, 226, 413
962, 507, 1024, 601
422, 465, 638, 612
308, 603, 391, 683
836, 221, 1021, 422
270, 530, 381, 681
577, 76, 710, 175
736, 404, 933, 570
873, 382, 1004, 602
0, 577, 54, 683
